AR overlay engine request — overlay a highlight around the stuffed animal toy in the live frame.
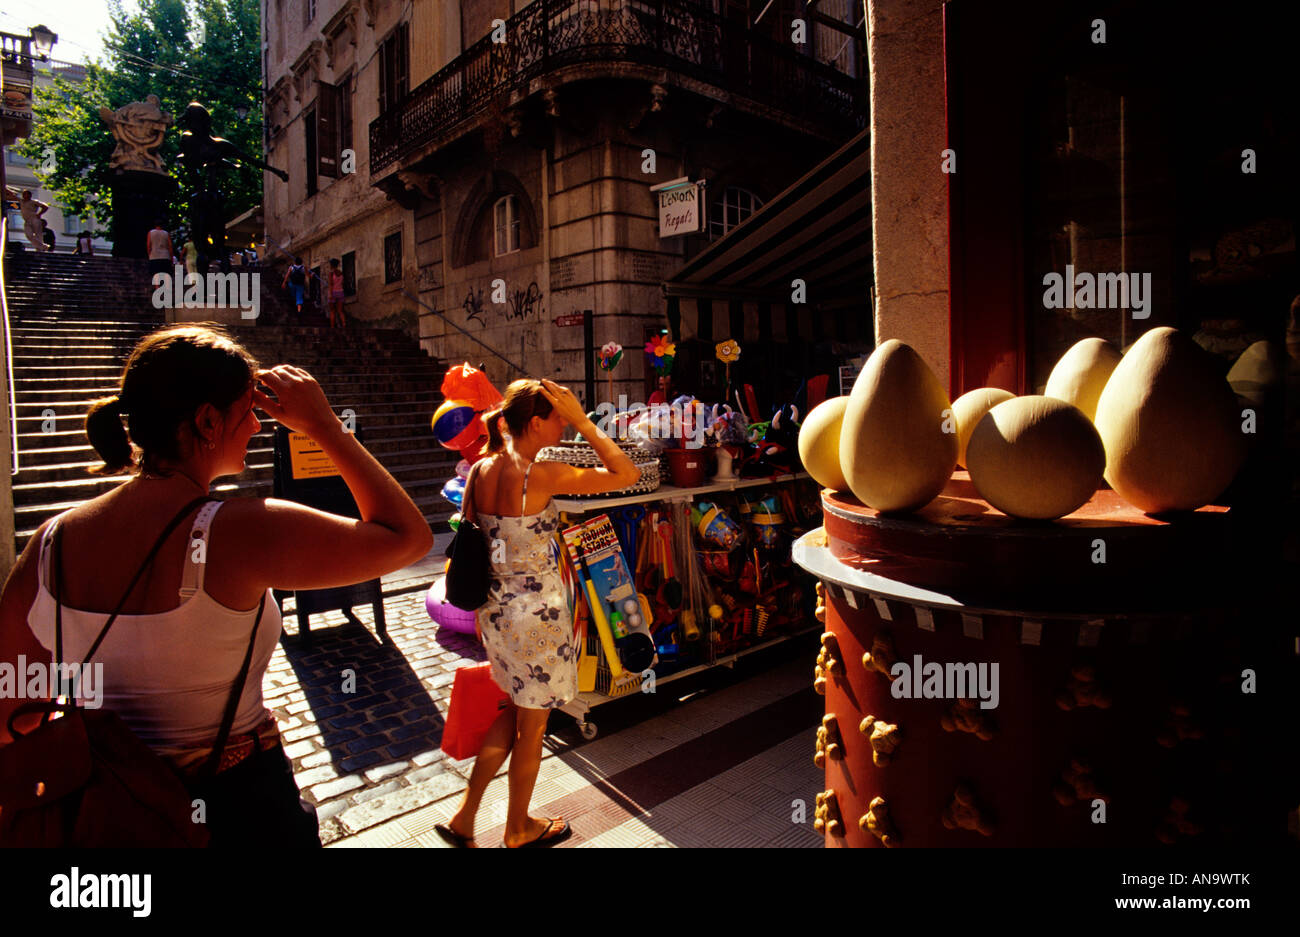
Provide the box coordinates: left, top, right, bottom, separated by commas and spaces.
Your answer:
768, 403, 801, 450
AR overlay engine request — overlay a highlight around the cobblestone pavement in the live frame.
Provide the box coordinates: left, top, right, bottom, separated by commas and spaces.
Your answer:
264, 552, 825, 847
266, 588, 482, 843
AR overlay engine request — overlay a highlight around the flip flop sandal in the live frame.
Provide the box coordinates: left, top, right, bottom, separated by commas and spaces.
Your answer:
433, 823, 476, 848
507, 817, 571, 849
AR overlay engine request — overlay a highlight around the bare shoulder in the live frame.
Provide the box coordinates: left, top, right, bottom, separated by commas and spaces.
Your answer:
527, 459, 567, 492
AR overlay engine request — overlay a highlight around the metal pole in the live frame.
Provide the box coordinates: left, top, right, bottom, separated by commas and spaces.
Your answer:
583, 307, 595, 410
1, 50, 17, 477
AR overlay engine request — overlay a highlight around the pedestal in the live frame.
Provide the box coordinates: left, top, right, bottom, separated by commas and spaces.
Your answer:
109, 170, 177, 259
793, 473, 1273, 847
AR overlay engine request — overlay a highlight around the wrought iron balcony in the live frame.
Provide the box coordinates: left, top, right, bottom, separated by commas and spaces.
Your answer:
369, 0, 865, 174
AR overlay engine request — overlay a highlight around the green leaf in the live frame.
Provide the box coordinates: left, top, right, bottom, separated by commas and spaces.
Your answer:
19, 0, 266, 237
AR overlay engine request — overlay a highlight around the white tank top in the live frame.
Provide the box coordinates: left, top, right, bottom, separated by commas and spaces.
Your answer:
147, 228, 172, 260
26, 502, 282, 755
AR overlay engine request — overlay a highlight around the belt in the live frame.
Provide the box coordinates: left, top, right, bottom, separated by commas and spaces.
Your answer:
169, 714, 283, 779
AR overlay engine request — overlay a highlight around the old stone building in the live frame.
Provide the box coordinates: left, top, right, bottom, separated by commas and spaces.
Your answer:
263, 0, 870, 407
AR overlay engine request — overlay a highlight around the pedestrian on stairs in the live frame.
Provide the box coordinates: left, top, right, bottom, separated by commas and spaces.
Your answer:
282, 256, 308, 316
0, 325, 434, 847
327, 258, 346, 328
147, 220, 175, 280
75, 231, 94, 256
182, 234, 199, 277
18, 191, 49, 252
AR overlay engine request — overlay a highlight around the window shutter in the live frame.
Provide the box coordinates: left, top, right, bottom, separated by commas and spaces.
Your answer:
318, 80, 338, 177
378, 40, 389, 114
397, 23, 409, 99
338, 76, 352, 155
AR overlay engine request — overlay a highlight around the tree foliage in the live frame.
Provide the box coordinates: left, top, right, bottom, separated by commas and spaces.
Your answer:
18, 0, 264, 236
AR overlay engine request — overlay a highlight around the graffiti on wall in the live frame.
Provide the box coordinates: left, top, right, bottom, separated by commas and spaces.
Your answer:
461, 280, 544, 325
463, 286, 486, 325
506, 282, 543, 321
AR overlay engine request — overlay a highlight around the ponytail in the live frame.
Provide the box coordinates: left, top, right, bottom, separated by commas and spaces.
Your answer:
86, 395, 133, 475
476, 379, 554, 457
83, 325, 258, 477
480, 406, 506, 456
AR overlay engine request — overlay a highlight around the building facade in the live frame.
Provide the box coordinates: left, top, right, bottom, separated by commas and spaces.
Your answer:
263, 0, 870, 406
5, 62, 113, 255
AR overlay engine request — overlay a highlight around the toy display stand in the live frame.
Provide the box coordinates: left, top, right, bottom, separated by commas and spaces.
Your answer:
792, 471, 1269, 847
553, 472, 819, 739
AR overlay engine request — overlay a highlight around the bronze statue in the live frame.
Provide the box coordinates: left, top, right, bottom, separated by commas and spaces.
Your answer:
178, 102, 288, 272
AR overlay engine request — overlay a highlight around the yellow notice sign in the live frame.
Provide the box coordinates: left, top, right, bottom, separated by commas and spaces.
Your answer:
288, 432, 341, 480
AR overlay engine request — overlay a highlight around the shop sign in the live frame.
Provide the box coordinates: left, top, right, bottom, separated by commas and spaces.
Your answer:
554, 313, 584, 327
650, 177, 705, 237
1, 76, 33, 123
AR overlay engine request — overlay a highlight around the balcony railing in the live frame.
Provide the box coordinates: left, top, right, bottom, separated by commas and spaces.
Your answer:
369, 0, 865, 174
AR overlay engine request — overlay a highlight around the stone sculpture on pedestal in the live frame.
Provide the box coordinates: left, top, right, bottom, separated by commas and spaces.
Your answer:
98, 96, 176, 258
98, 95, 171, 174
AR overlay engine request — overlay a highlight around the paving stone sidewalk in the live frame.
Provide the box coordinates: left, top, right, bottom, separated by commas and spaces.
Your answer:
263, 541, 824, 847
266, 585, 481, 843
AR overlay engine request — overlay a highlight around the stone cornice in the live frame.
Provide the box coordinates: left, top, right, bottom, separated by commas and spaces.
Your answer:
291, 39, 324, 101
323, 0, 359, 69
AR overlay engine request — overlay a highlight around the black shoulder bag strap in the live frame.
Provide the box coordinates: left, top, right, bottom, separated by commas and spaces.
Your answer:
52, 495, 267, 779
199, 591, 266, 780
463, 459, 480, 525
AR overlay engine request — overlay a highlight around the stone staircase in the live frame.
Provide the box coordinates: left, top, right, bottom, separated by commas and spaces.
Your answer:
4, 252, 458, 556
3, 248, 306, 323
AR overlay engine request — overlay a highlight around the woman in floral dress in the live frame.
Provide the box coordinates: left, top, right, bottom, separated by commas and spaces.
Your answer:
438, 379, 638, 848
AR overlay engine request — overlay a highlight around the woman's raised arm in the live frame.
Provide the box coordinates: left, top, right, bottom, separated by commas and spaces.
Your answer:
533, 379, 639, 497
233, 365, 433, 591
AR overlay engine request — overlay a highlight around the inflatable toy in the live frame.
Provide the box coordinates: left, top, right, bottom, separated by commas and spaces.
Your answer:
433, 399, 478, 449
426, 578, 478, 633
440, 474, 466, 508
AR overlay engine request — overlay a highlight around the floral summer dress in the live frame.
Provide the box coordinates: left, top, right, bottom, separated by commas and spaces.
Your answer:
474, 461, 578, 710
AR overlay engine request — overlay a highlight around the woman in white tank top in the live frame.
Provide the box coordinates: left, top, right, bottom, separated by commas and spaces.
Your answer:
0, 325, 433, 847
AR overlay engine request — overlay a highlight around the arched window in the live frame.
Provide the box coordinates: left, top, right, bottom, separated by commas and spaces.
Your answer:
494, 195, 520, 256
454, 177, 538, 267
710, 186, 763, 240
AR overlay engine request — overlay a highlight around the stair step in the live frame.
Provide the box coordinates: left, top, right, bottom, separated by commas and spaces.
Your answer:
6, 260, 451, 556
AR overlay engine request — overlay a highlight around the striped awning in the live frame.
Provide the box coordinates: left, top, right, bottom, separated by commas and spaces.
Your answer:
664, 130, 871, 305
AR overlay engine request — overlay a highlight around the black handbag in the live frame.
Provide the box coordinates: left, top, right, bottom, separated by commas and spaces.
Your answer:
0, 497, 266, 847
444, 460, 491, 611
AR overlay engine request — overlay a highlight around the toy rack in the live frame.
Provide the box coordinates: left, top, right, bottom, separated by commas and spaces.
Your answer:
555, 472, 820, 739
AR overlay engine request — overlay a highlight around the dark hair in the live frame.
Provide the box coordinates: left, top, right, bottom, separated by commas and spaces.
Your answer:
329, 258, 339, 267
294, 256, 303, 264
480, 380, 554, 456
85, 325, 259, 476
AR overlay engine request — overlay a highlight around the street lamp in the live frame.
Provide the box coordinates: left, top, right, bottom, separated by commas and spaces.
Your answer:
28, 25, 56, 61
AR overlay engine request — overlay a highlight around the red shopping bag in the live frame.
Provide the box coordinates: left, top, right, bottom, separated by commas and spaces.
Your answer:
441, 663, 510, 760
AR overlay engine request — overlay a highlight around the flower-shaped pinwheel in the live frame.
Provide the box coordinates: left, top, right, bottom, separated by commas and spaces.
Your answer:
716, 338, 742, 391
598, 341, 623, 371
645, 334, 676, 375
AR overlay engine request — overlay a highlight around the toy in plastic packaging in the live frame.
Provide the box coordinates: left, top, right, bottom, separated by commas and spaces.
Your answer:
441, 362, 503, 411
693, 501, 743, 550
744, 494, 786, 547
439, 363, 503, 464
